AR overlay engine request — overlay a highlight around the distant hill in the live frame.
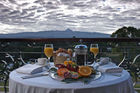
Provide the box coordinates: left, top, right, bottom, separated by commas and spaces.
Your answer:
0, 29, 110, 38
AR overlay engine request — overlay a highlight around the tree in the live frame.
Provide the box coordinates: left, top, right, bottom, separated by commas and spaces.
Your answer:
111, 26, 140, 81
111, 26, 140, 38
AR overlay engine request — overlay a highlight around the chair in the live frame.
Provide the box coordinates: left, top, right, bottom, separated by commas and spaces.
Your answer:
0, 53, 26, 93
17, 53, 27, 65
131, 54, 140, 86
131, 54, 140, 93
132, 54, 140, 64
118, 54, 140, 93
0, 59, 9, 93
118, 55, 126, 67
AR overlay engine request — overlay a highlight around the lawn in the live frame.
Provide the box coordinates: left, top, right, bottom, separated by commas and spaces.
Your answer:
0, 82, 8, 92
135, 84, 140, 93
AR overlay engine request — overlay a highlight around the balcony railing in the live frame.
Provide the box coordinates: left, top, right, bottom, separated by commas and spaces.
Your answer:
0, 38, 140, 93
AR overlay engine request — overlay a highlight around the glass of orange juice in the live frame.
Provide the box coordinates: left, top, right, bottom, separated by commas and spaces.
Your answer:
90, 44, 99, 67
90, 44, 99, 58
44, 44, 53, 67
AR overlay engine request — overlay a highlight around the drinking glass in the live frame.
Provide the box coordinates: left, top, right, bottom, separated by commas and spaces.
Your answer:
44, 44, 53, 67
90, 44, 99, 68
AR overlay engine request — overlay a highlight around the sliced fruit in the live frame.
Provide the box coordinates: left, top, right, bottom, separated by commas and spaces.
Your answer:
66, 64, 78, 72
55, 64, 66, 69
71, 71, 80, 79
64, 72, 72, 79
57, 68, 69, 77
78, 66, 92, 77
66, 64, 71, 70
71, 64, 79, 72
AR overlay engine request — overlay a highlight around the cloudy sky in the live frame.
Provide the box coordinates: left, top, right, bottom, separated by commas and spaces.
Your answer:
0, 0, 139, 34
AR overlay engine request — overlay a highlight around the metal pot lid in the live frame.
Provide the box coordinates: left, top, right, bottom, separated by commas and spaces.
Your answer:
75, 44, 87, 50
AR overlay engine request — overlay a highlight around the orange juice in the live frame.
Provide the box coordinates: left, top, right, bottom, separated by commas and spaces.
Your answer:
44, 48, 53, 57
90, 48, 99, 56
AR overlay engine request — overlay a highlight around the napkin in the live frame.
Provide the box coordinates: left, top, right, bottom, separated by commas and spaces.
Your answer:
16, 64, 44, 74
97, 62, 123, 73
92, 57, 110, 69
98, 57, 111, 66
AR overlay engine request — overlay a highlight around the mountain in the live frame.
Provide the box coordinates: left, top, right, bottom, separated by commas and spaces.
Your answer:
0, 29, 110, 38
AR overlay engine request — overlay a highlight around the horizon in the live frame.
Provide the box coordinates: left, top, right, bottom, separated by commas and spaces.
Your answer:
0, 0, 139, 34
0, 28, 111, 35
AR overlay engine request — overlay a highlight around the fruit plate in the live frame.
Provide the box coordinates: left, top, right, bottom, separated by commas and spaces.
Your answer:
49, 71, 102, 84
49, 71, 64, 81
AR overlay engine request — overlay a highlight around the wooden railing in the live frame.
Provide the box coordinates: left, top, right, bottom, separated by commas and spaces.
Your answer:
0, 38, 140, 42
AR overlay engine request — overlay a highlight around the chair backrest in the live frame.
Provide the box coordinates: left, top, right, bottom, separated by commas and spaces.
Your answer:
118, 55, 126, 67
18, 54, 26, 65
132, 54, 140, 64
131, 54, 140, 87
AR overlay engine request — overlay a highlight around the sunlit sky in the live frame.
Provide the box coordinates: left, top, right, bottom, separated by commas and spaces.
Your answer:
0, 0, 139, 34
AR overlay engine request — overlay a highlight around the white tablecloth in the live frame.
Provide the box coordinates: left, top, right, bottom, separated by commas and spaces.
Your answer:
9, 67, 134, 93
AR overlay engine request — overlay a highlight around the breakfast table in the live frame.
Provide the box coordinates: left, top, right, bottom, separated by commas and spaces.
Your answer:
9, 62, 135, 93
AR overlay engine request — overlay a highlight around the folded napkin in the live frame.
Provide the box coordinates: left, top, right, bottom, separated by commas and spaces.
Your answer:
98, 57, 111, 66
97, 62, 123, 73
16, 64, 44, 74
92, 57, 110, 69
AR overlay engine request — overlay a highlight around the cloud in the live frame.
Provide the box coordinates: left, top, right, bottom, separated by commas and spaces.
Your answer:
116, 0, 140, 3
0, 0, 139, 34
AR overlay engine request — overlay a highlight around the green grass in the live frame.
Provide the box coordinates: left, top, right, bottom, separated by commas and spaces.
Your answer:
0, 82, 8, 86
135, 84, 140, 93
0, 82, 9, 92
135, 84, 140, 88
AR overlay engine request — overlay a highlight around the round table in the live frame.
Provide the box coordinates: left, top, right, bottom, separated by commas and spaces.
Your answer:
9, 69, 134, 93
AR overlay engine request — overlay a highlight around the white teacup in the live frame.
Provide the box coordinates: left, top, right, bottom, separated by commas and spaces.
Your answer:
37, 58, 47, 65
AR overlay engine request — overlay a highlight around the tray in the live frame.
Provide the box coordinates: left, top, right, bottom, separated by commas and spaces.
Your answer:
49, 71, 102, 83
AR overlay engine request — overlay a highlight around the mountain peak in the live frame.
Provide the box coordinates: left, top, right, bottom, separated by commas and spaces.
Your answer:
65, 28, 73, 32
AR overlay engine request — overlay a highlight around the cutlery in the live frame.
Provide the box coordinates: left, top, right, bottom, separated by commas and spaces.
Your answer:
22, 72, 49, 79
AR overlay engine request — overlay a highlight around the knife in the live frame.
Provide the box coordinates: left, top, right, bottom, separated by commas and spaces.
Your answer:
22, 72, 49, 79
